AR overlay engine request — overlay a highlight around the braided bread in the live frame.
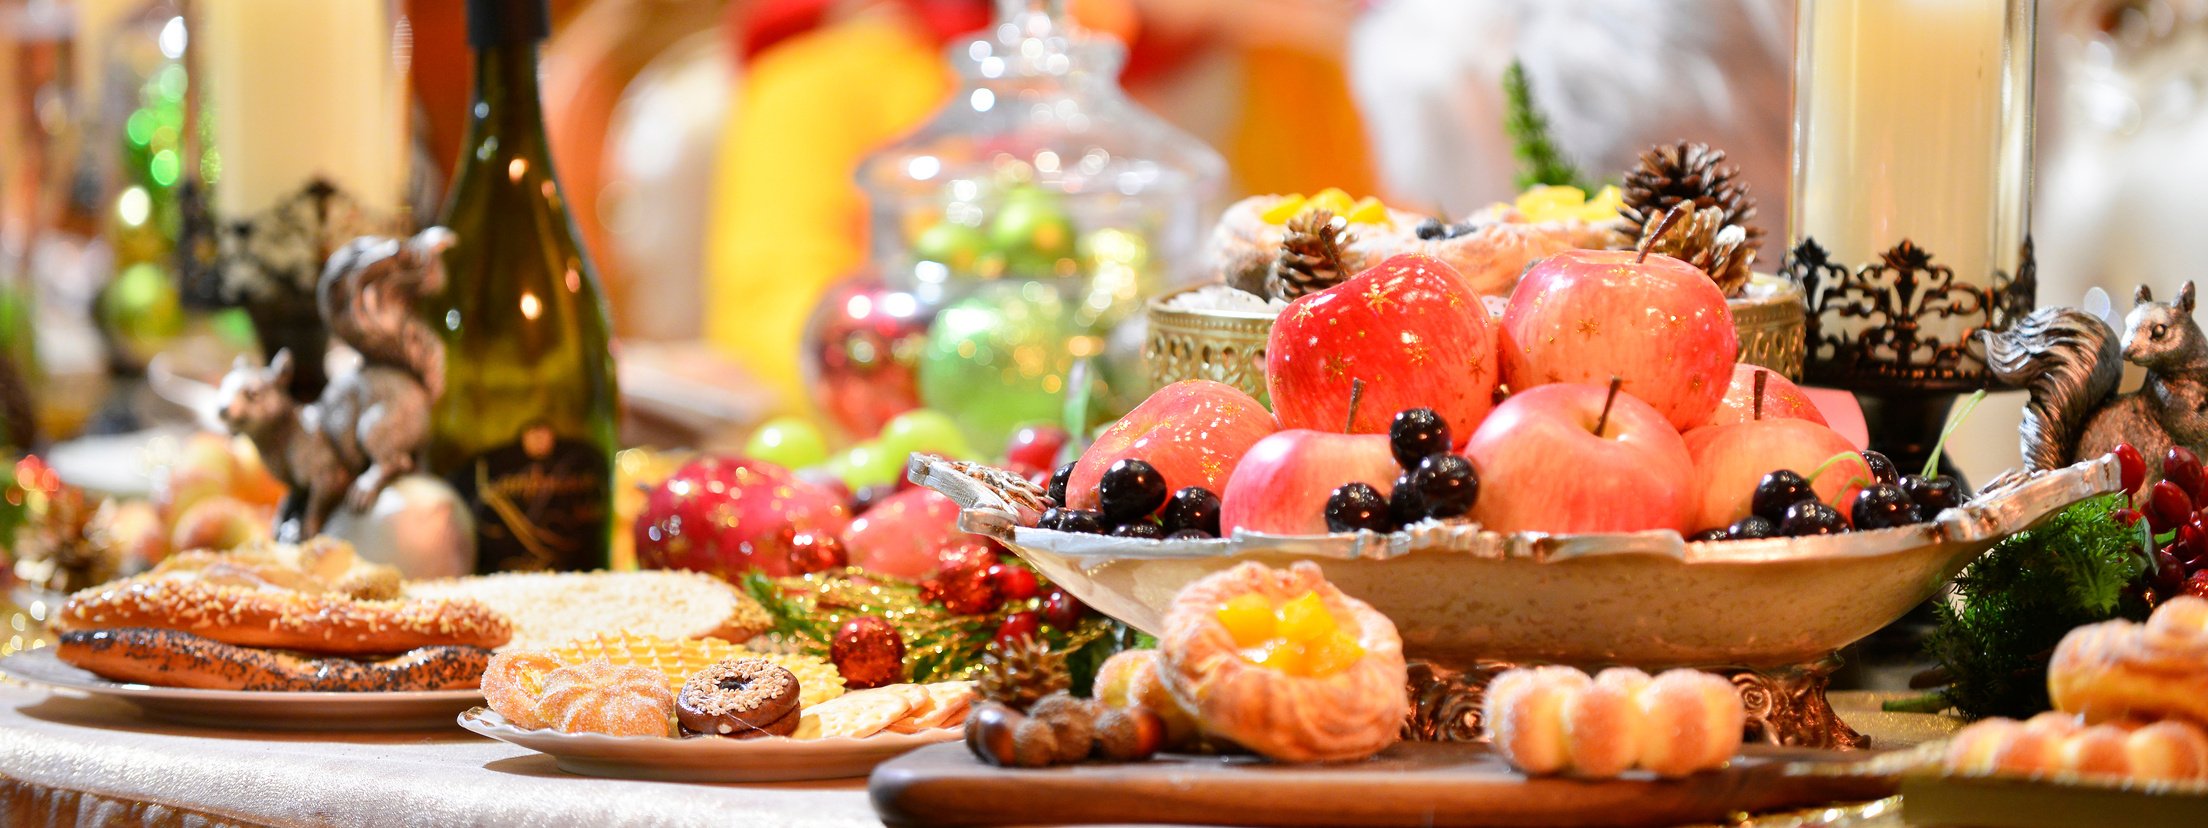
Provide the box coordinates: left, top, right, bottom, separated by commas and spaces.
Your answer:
1943, 712, 2208, 784
55, 577, 511, 654
1484, 665, 1744, 778
2050, 596, 2208, 729
56, 628, 491, 692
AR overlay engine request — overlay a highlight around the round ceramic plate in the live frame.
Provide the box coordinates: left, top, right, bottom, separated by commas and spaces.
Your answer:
458, 707, 963, 782
0, 648, 480, 730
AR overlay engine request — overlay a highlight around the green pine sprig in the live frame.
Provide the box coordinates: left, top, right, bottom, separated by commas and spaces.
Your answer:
1503, 59, 1590, 192
1892, 494, 2150, 719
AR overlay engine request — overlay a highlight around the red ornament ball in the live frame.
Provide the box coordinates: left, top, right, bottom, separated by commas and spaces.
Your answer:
989, 563, 1040, 602
993, 611, 1041, 649
801, 278, 934, 437
1040, 587, 1089, 630
633, 456, 852, 579
831, 616, 907, 690
929, 542, 1004, 614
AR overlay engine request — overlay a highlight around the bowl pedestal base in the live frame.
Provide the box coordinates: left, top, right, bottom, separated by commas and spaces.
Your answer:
1401, 656, 1869, 750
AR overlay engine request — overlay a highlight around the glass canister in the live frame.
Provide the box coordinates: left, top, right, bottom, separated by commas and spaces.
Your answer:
855, 0, 1225, 453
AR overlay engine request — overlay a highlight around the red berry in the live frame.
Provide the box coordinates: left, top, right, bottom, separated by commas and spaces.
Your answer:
2114, 444, 2148, 494
2190, 570, 2208, 600
993, 612, 1042, 648
2112, 508, 2143, 527
1005, 426, 1070, 473
2148, 480, 2194, 534
1040, 587, 1088, 630
786, 529, 849, 574
989, 563, 1040, 602
2168, 447, 2207, 501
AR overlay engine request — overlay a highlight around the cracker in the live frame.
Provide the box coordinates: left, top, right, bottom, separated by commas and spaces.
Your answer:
796, 687, 912, 739
890, 682, 974, 732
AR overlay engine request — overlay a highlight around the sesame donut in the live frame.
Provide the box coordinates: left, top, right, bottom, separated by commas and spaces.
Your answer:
677, 658, 802, 739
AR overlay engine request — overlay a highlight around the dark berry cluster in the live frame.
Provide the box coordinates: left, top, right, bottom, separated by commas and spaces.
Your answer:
1692, 450, 1959, 541
1041, 459, 1220, 540
1325, 408, 1479, 533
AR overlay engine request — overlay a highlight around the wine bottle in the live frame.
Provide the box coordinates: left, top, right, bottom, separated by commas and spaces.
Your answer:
425, 0, 619, 573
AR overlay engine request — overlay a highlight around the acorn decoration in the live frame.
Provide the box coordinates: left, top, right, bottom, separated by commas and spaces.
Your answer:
1637, 204, 1756, 297
1619, 141, 1760, 253
976, 635, 1070, 712
1266, 210, 1355, 302
965, 691, 1166, 768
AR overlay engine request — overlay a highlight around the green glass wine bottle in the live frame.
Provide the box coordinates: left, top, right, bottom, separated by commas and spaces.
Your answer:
425, 0, 619, 573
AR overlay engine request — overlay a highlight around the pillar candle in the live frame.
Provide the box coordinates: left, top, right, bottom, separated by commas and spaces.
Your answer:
198, 0, 404, 218
1791, 0, 2033, 292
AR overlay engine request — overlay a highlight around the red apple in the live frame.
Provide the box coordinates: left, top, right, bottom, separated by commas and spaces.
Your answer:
1218, 430, 1399, 535
1266, 253, 1499, 439
1682, 419, 1871, 533
1701, 364, 1829, 428
1068, 380, 1276, 511
635, 456, 853, 578
841, 487, 964, 579
1501, 250, 1738, 430
1464, 383, 1693, 534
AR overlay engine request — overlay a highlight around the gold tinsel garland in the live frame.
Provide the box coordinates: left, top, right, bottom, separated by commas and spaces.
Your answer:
744, 567, 1114, 685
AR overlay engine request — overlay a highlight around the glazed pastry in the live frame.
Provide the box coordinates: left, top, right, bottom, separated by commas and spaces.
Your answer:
53, 576, 511, 655
1943, 712, 2208, 784
481, 650, 563, 729
544, 632, 844, 705
2049, 595, 2208, 729
147, 538, 401, 600
1157, 561, 1407, 763
531, 659, 675, 737
402, 570, 772, 651
1484, 665, 1744, 778
677, 658, 803, 738
55, 628, 490, 692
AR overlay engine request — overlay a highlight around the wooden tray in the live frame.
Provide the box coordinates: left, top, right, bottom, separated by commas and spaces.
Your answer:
1900, 772, 2208, 828
869, 741, 1901, 827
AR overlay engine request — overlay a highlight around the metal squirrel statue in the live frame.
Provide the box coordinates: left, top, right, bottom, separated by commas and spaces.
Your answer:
216, 228, 456, 538
1979, 281, 2208, 482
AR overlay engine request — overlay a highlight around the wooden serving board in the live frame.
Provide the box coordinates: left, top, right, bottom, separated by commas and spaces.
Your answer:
869, 742, 1900, 827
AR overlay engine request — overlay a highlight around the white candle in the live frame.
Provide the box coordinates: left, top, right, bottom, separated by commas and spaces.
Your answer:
1792, 0, 2032, 294
199, 0, 404, 218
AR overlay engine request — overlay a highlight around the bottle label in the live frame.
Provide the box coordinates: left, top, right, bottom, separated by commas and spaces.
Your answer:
449, 422, 611, 573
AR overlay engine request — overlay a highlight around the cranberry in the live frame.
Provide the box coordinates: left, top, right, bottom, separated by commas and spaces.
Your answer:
989, 563, 1040, 602
1040, 587, 1088, 630
2168, 447, 2207, 501
993, 612, 1042, 648
2147, 480, 2194, 534
2113, 443, 2148, 494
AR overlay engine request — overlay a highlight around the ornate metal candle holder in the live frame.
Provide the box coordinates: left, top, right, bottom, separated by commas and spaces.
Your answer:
1783, 237, 2038, 480
183, 178, 398, 401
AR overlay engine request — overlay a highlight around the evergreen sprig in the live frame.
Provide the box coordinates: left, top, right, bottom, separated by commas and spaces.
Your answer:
1503, 59, 1590, 192
1903, 495, 2150, 719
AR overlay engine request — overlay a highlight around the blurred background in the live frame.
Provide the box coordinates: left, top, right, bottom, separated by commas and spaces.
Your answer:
0, 0, 2202, 495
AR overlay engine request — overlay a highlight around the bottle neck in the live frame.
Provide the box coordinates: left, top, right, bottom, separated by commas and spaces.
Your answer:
462, 42, 547, 164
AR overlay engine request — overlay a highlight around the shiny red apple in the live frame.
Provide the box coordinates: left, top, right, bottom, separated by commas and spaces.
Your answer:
635, 456, 853, 578
1464, 382, 1693, 534
840, 487, 965, 579
1701, 364, 1829, 428
1682, 418, 1871, 533
1500, 250, 1738, 431
1266, 253, 1499, 439
1218, 430, 1399, 535
1067, 380, 1277, 512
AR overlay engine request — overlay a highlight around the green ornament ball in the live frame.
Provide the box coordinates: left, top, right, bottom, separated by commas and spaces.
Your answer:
744, 416, 830, 470
917, 281, 1091, 456
911, 221, 989, 275
988, 192, 1078, 279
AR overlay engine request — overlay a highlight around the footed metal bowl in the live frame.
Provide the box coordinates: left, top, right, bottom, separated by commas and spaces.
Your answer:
912, 454, 2118, 672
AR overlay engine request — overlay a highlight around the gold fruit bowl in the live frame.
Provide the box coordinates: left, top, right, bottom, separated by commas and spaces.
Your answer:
911, 453, 2118, 672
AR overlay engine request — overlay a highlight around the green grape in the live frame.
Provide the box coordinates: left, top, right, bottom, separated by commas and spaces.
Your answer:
743, 416, 829, 470
878, 409, 972, 460
840, 442, 906, 489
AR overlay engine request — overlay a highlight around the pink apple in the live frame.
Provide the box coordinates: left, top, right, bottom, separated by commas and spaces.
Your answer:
841, 487, 965, 579
1068, 380, 1277, 512
1682, 419, 1871, 533
1219, 430, 1400, 535
1267, 254, 1500, 440
1464, 383, 1693, 535
1701, 364, 1829, 428
1501, 250, 1738, 430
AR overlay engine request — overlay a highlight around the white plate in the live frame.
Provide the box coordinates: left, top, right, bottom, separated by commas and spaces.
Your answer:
0, 648, 480, 730
458, 707, 963, 782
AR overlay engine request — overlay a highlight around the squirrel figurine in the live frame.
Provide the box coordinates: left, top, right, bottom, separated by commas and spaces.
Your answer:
1979, 281, 2208, 484
217, 228, 455, 537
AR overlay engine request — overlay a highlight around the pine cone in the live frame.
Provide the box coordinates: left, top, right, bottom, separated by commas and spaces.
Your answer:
1619, 141, 1760, 252
1265, 210, 1355, 302
11, 487, 118, 594
1639, 206, 1756, 297
976, 636, 1070, 712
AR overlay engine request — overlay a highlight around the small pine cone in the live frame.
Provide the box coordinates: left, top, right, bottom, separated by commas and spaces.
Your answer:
1639, 206, 1754, 297
1265, 210, 1355, 302
977, 636, 1070, 712
1619, 141, 1760, 252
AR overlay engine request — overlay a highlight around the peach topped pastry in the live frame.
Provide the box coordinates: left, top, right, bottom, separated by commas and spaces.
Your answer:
1159, 561, 1407, 762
